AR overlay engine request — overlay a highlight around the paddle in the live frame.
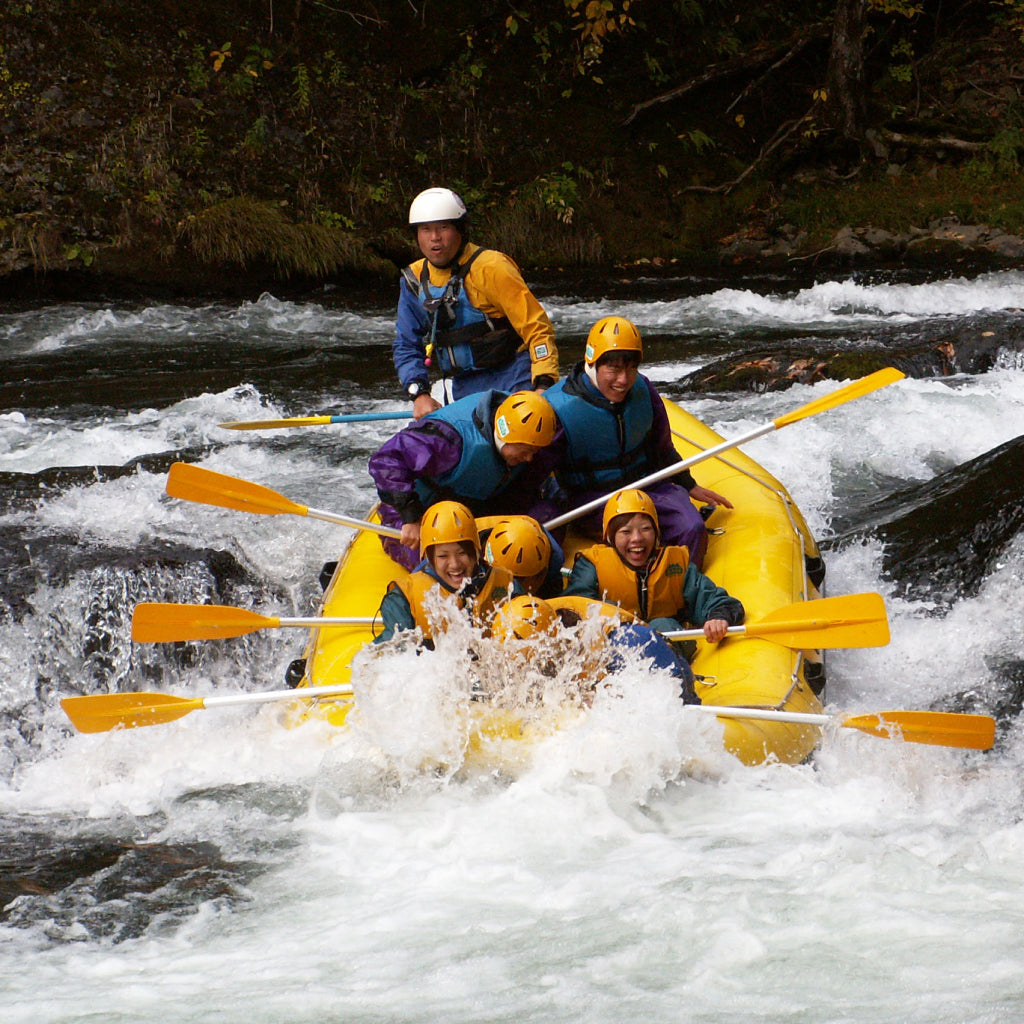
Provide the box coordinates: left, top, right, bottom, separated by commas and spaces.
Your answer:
61, 684, 355, 734
132, 603, 375, 643
661, 592, 889, 650
691, 705, 995, 751
543, 366, 905, 530
165, 462, 402, 539
60, 685, 994, 749
132, 592, 885, 648
220, 411, 413, 430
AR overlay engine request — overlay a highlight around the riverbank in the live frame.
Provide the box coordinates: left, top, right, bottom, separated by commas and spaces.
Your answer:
3, 215, 1021, 305
3, 4, 1023, 303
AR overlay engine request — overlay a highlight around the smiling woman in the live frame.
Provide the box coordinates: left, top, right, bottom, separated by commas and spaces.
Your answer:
561, 486, 745, 641
372, 500, 518, 645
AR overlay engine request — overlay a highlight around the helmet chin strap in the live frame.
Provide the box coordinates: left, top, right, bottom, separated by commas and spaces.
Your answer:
585, 361, 600, 389
493, 429, 506, 452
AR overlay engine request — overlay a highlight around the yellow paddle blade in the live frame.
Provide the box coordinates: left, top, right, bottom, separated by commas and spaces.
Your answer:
220, 416, 334, 430
132, 603, 279, 642
842, 710, 996, 751
750, 592, 890, 649
773, 367, 905, 429
166, 462, 308, 517
61, 692, 205, 733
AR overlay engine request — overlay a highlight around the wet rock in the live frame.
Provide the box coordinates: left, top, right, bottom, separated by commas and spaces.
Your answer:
833, 226, 872, 256
717, 218, 1024, 270
986, 233, 1024, 259
678, 310, 1024, 393
905, 235, 970, 262
827, 433, 1024, 608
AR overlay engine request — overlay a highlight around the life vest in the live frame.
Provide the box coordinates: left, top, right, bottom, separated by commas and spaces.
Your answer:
544, 366, 655, 490
412, 392, 518, 511
392, 563, 514, 638
582, 544, 690, 622
403, 246, 524, 375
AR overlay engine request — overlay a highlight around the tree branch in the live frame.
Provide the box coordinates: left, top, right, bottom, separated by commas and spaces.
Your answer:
878, 129, 985, 153
680, 109, 816, 195
621, 25, 829, 127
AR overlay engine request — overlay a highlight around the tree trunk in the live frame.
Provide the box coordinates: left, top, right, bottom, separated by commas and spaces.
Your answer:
826, 0, 869, 154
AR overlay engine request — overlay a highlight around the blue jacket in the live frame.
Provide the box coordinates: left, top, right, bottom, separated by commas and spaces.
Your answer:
545, 363, 697, 495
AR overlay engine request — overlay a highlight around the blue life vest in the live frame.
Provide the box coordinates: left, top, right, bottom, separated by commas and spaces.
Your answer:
412, 391, 518, 511
403, 249, 522, 376
545, 366, 655, 490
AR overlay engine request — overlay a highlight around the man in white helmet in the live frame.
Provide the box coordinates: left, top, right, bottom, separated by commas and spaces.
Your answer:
396, 187, 560, 418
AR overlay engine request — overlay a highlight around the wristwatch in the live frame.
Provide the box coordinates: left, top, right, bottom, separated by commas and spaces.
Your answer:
406, 381, 429, 400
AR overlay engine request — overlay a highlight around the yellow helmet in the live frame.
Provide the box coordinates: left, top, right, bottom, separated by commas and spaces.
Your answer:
601, 488, 660, 545
584, 316, 643, 367
419, 500, 479, 558
493, 595, 559, 642
494, 391, 557, 448
484, 516, 551, 578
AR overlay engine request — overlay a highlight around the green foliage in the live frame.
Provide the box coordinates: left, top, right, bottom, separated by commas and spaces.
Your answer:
209, 41, 274, 97
868, 0, 923, 15
293, 63, 312, 114
993, 0, 1024, 40
64, 242, 95, 267
179, 196, 371, 278
529, 170, 582, 223
888, 39, 915, 84
241, 115, 269, 156
314, 206, 355, 231
505, 0, 640, 81
776, 168, 1024, 241
0, 44, 29, 117
186, 44, 211, 91
314, 51, 350, 89
677, 128, 716, 155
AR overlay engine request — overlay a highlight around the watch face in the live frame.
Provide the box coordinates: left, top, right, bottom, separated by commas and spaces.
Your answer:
408, 383, 421, 397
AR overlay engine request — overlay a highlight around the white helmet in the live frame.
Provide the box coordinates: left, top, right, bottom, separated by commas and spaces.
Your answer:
408, 187, 468, 226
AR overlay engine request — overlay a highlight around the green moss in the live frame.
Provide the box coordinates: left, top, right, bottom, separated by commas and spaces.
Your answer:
179, 196, 388, 278
777, 168, 1024, 238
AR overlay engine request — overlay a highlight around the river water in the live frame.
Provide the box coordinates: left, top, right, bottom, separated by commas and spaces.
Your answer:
2, 268, 1024, 1023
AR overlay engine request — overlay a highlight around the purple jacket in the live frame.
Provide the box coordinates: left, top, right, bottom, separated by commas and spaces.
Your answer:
368, 390, 562, 528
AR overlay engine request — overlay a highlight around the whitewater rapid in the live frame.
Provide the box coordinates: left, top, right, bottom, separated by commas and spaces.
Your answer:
2, 268, 1024, 1023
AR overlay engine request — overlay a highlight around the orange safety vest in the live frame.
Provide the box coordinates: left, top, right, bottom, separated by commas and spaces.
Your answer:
583, 544, 690, 622
394, 565, 514, 638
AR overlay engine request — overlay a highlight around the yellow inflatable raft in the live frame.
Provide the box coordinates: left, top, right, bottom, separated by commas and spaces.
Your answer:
291, 398, 827, 767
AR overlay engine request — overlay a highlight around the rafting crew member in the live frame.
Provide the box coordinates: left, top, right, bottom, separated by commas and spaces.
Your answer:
373, 501, 521, 645
544, 315, 730, 568
368, 389, 561, 571
477, 514, 565, 599
561, 488, 744, 645
494, 593, 701, 704
397, 187, 560, 418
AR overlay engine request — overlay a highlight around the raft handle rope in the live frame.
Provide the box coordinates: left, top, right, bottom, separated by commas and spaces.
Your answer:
671, 428, 815, 602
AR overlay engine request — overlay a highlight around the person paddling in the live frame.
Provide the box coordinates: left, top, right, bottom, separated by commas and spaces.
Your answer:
544, 315, 731, 567
477, 514, 565, 599
373, 501, 521, 645
561, 488, 744, 642
368, 389, 560, 570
